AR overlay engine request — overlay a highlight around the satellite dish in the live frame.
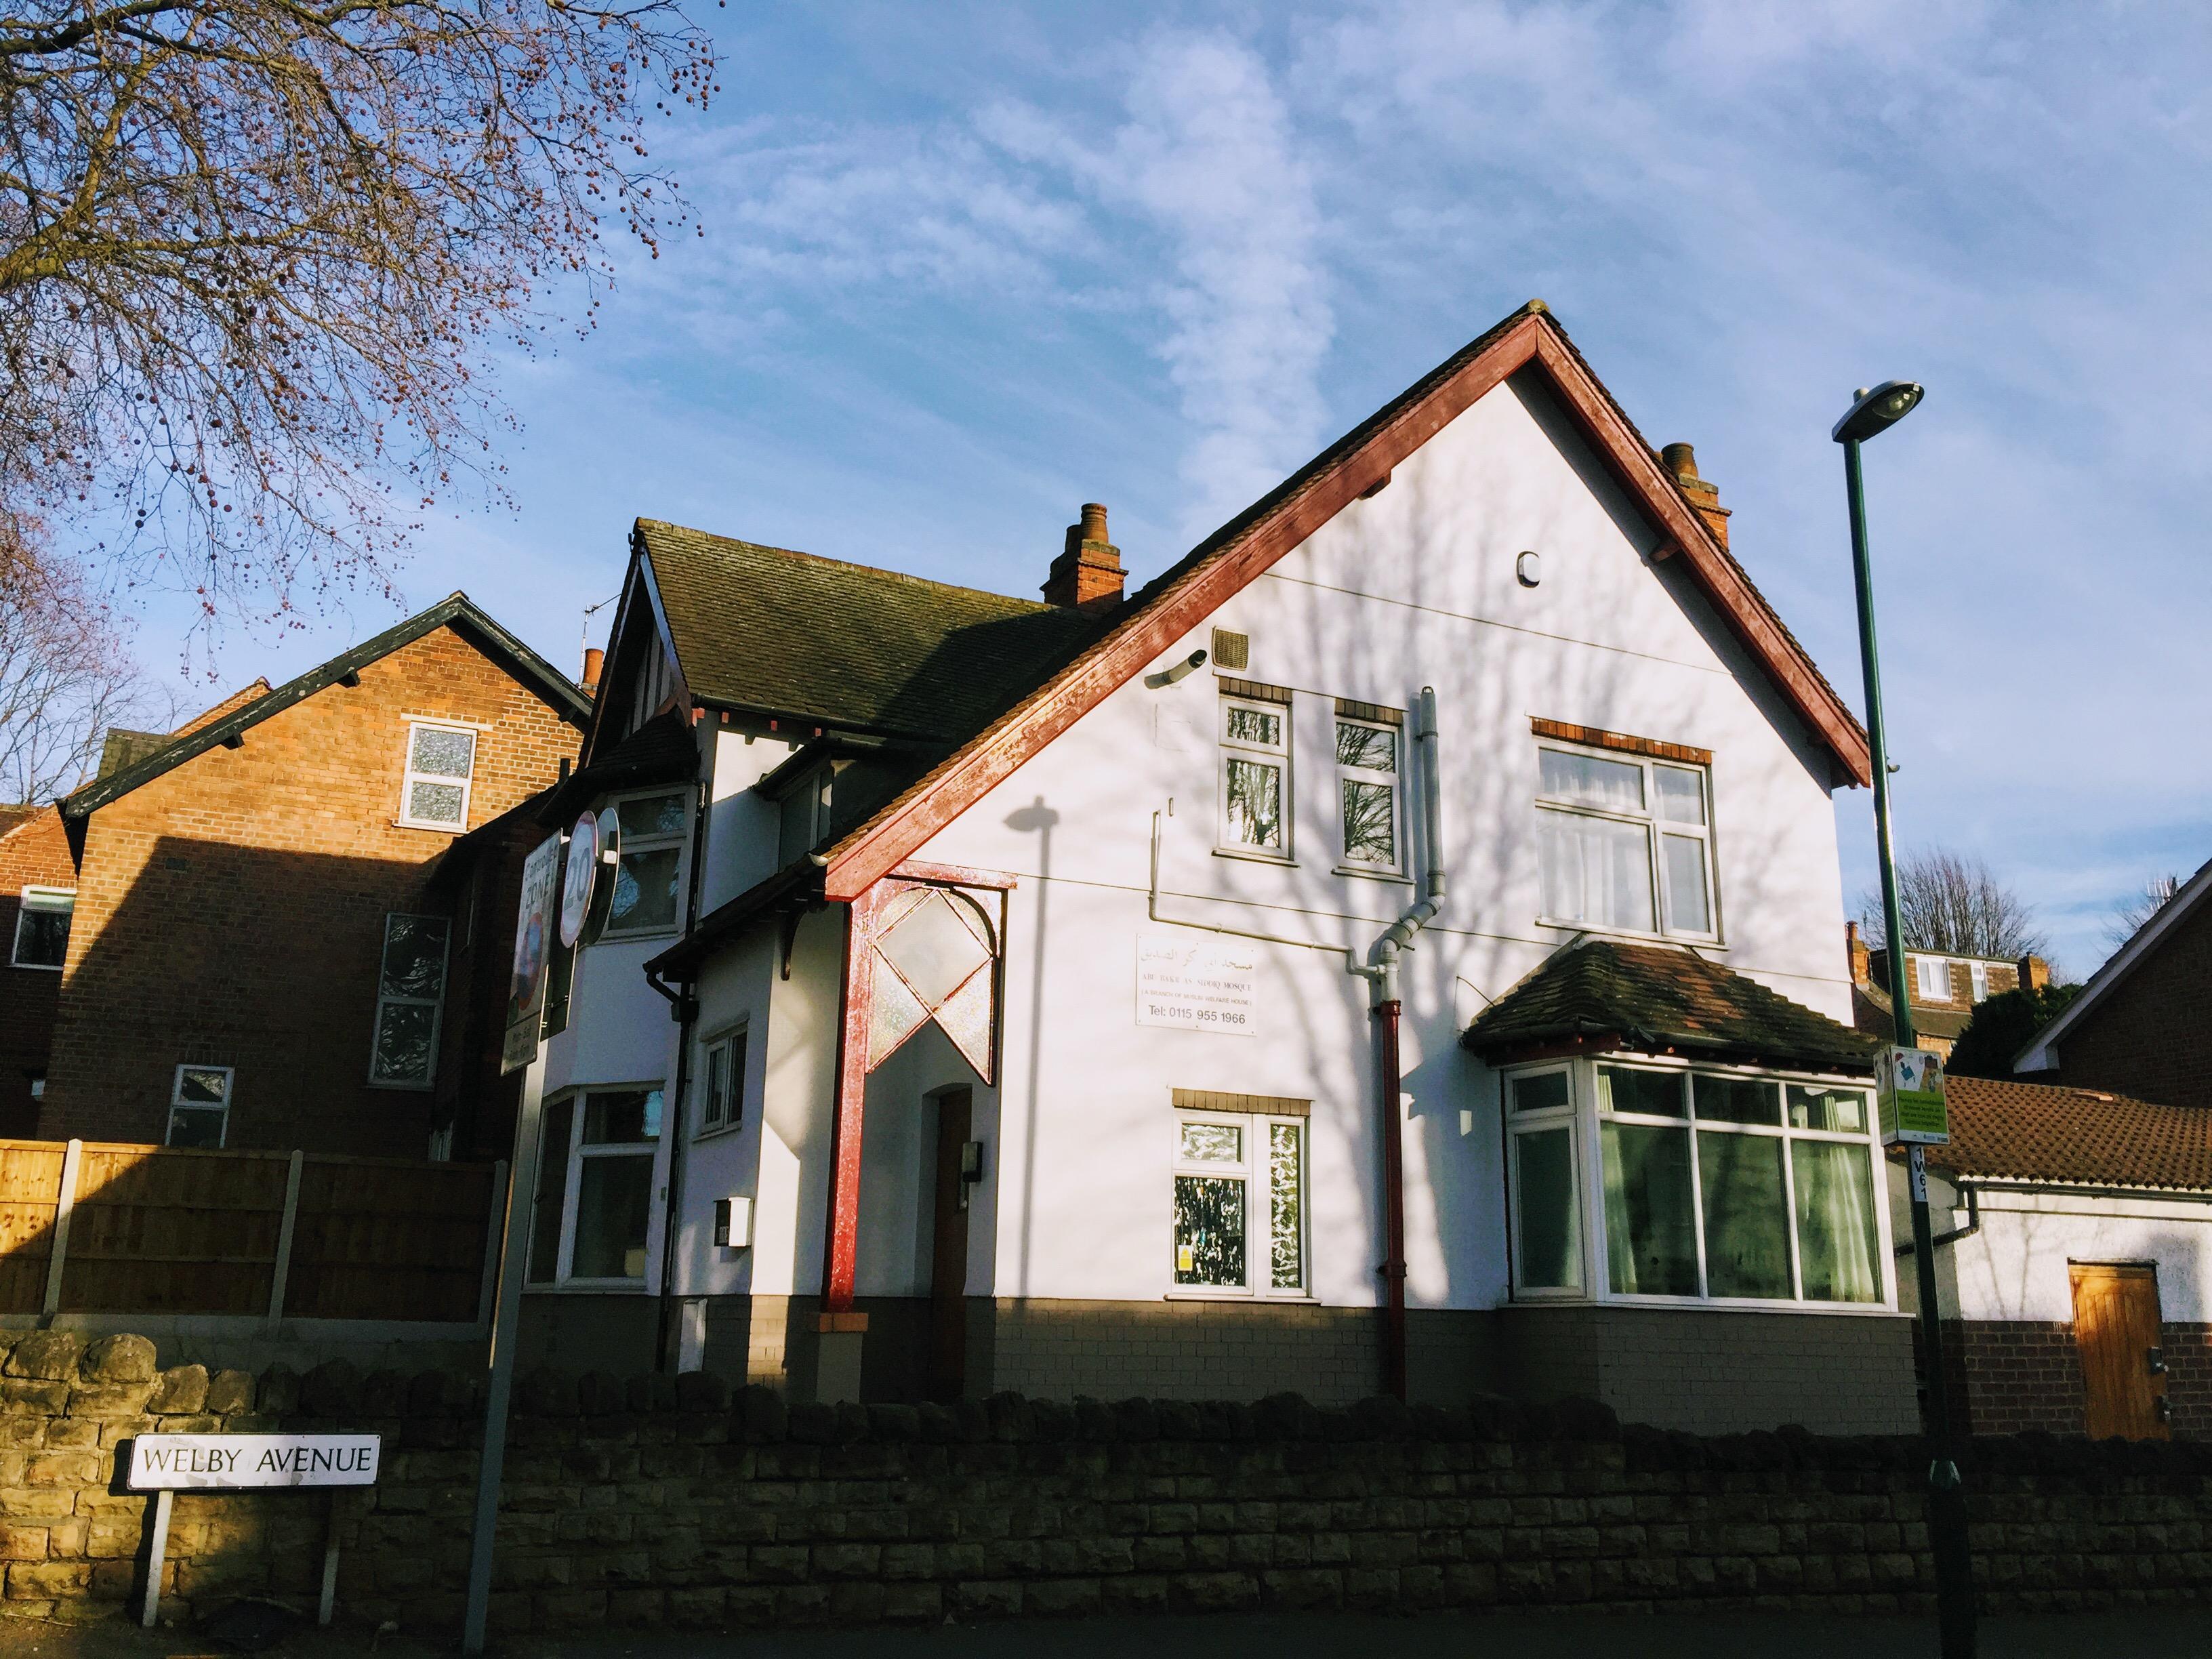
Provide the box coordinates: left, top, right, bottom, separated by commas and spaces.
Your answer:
557, 812, 598, 949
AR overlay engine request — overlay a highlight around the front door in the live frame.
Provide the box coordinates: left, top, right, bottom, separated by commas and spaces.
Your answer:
2070, 1262, 2170, 1440
927, 1088, 972, 1403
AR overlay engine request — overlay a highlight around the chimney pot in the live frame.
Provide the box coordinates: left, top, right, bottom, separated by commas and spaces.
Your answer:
1662, 441, 1699, 481
1044, 501, 1126, 615
581, 646, 605, 693
1662, 440, 1732, 549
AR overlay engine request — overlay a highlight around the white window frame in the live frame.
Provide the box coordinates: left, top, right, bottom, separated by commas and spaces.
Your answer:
166, 1065, 234, 1149
1969, 961, 1990, 1003
397, 719, 478, 832
529, 1083, 665, 1289
1168, 1108, 1309, 1300
1334, 713, 1404, 876
10, 886, 74, 970
1217, 695, 1293, 861
600, 787, 691, 941
1534, 740, 1719, 943
367, 913, 451, 1091
1915, 955, 1950, 1002
697, 1024, 747, 1138
1502, 1056, 1896, 1314
1504, 1064, 1584, 1298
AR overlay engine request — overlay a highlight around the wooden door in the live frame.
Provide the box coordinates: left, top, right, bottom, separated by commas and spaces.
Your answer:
2070, 1263, 2170, 1441
926, 1089, 972, 1404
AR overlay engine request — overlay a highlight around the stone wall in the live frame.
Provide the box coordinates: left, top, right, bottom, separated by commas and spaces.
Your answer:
5, 1329, 2212, 1633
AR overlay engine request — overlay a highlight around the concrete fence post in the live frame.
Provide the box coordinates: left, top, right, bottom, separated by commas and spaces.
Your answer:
42, 1139, 82, 1317
266, 1149, 306, 1324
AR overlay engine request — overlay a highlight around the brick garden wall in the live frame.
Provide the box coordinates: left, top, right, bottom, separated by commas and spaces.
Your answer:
1948, 1319, 2212, 1439
5, 1328, 2212, 1633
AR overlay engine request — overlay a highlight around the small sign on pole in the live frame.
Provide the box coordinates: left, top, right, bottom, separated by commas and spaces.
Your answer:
1877, 1044, 1950, 1145
501, 832, 563, 1073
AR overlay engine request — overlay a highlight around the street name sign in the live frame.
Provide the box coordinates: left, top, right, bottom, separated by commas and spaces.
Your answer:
128, 1432, 380, 1490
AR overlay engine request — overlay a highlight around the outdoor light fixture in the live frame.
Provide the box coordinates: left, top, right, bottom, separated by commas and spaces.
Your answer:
1831, 380, 1925, 445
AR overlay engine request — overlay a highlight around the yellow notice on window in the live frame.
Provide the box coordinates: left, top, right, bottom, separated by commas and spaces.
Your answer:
1876, 1045, 1950, 1146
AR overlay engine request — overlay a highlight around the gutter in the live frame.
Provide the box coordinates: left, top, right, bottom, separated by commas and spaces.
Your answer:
1895, 1181, 1980, 1257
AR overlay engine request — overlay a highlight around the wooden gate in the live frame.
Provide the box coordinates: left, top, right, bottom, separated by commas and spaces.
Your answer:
2070, 1262, 2170, 1440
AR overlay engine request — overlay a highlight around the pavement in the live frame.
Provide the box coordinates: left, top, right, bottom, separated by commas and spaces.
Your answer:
2, 1607, 2209, 1659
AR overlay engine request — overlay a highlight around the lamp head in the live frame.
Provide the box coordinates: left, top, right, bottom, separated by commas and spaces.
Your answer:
1832, 380, 1924, 445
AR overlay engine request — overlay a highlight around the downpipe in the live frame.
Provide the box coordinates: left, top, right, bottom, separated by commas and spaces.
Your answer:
1347, 687, 1445, 1401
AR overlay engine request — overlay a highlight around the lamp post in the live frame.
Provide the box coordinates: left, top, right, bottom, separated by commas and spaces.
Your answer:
1834, 380, 1975, 1659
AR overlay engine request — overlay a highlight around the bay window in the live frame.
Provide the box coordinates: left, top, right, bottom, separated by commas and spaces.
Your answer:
1536, 741, 1717, 940
1508, 1058, 1889, 1309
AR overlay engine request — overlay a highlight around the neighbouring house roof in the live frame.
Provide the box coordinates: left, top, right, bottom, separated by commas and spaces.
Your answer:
2015, 855, 2212, 1072
635, 520, 1103, 743
0, 805, 38, 839
1924, 1076, 2212, 1194
806, 302, 1873, 903
1460, 938, 1879, 1076
61, 594, 591, 823
1851, 981, 1971, 1044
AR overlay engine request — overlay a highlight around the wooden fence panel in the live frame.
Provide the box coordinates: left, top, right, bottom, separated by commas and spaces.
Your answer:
60, 1145, 291, 1314
284, 1158, 496, 1322
0, 1143, 64, 1314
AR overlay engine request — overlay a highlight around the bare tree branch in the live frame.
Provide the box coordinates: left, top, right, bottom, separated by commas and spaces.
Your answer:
2105, 872, 2184, 951
1858, 846, 2047, 960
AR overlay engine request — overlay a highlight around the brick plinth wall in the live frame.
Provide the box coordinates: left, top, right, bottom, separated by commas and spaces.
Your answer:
5, 1330, 2212, 1631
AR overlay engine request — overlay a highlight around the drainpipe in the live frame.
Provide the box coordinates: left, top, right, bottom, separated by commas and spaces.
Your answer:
653, 772, 713, 1372
1347, 687, 1445, 1401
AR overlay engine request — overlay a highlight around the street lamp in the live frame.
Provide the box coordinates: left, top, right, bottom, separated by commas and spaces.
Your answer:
1835, 380, 1975, 1659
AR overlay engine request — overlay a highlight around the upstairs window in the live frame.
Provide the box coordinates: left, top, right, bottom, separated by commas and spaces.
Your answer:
11, 888, 73, 970
1969, 962, 1990, 1002
604, 791, 688, 938
400, 722, 476, 831
369, 914, 450, 1089
167, 1065, 233, 1148
1219, 692, 1290, 857
1335, 709, 1402, 872
1915, 956, 1950, 1002
699, 1027, 746, 1135
1536, 742, 1716, 940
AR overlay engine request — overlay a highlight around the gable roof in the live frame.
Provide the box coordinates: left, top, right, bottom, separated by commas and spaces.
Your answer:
1461, 937, 1879, 1075
811, 302, 1872, 903
2015, 856, 2212, 1072
1925, 1076, 2212, 1193
62, 594, 590, 822
636, 521, 1103, 742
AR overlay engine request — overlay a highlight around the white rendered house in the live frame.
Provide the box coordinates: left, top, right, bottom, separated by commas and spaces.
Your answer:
518, 303, 1919, 1435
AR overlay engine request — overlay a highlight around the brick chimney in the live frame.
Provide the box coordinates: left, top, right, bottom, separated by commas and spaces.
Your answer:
581, 646, 605, 695
1662, 442, 1731, 550
1042, 503, 1125, 615
1846, 922, 1871, 987
2018, 954, 2050, 992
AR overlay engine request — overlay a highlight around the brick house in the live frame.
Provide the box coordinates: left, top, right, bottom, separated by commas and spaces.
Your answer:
2016, 857, 2212, 1106
0, 803, 76, 1136
37, 594, 590, 1158
1903, 1074, 2212, 1441
1846, 920, 2050, 1059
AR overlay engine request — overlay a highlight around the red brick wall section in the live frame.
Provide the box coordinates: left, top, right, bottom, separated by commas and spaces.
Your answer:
2055, 897, 2212, 1111
1941, 1320, 2212, 1440
39, 625, 578, 1156
0, 806, 77, 1136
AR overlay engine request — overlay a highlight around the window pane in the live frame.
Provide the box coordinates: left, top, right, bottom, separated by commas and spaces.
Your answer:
1225, 707, 1280, 747
1793, 1140, 1882, 1303
1514, 1128, 1578, 1290
166, 1106, 226, 1149
1698, 1131, 1791, 1298
1654, 765, 1706, 825
1173, 1175, 1246, 1286
1511, 1071, 1570, 1113
1342, 779, 1396, 863
407, 780, 466, 825
610, 846, 681, 932
1693, 1073, 1780, 1126
1539, 749, 1644, 812
1598, 1066, 1685, 1118
1225, 758, 1283, 848
410, 726, 476, 780
14, 906, 69, 968
527, 1098, 574, 1283
583, 1088, 663, 1144
1916, 957, 1949, 1000
380, 915, 449, 998
1179, 1122, 1242, 1163
1269, 1123, 1304, 1290
572, 1155, 653, 1279
371, 1002, 437, 1085
1336, 722, 1395, 772
1661, 834, 1711, 934
617, 792, 689, 838
1601, 1122, 1699, 1296
176, 1067, 230, 1105
1538, 808, 1655, 930
1787, 1084, 1868, 1134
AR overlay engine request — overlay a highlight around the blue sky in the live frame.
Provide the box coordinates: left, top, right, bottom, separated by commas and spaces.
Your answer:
127, 1, 2212, 980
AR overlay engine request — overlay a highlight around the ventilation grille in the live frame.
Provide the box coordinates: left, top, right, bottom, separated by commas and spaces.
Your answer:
1210, 628, 1250, 672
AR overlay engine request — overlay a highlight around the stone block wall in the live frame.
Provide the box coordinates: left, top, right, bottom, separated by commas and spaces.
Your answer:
5, 1328, 2212, 1633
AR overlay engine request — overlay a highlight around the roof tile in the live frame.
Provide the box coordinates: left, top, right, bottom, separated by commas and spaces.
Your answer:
1926, 1076, 2212, 1192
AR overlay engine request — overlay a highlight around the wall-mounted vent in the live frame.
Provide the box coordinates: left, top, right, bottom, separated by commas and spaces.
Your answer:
1210, 628, 1250, 672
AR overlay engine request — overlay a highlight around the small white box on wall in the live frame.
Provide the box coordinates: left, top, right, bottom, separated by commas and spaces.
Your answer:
713, 1196, 753, 1249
